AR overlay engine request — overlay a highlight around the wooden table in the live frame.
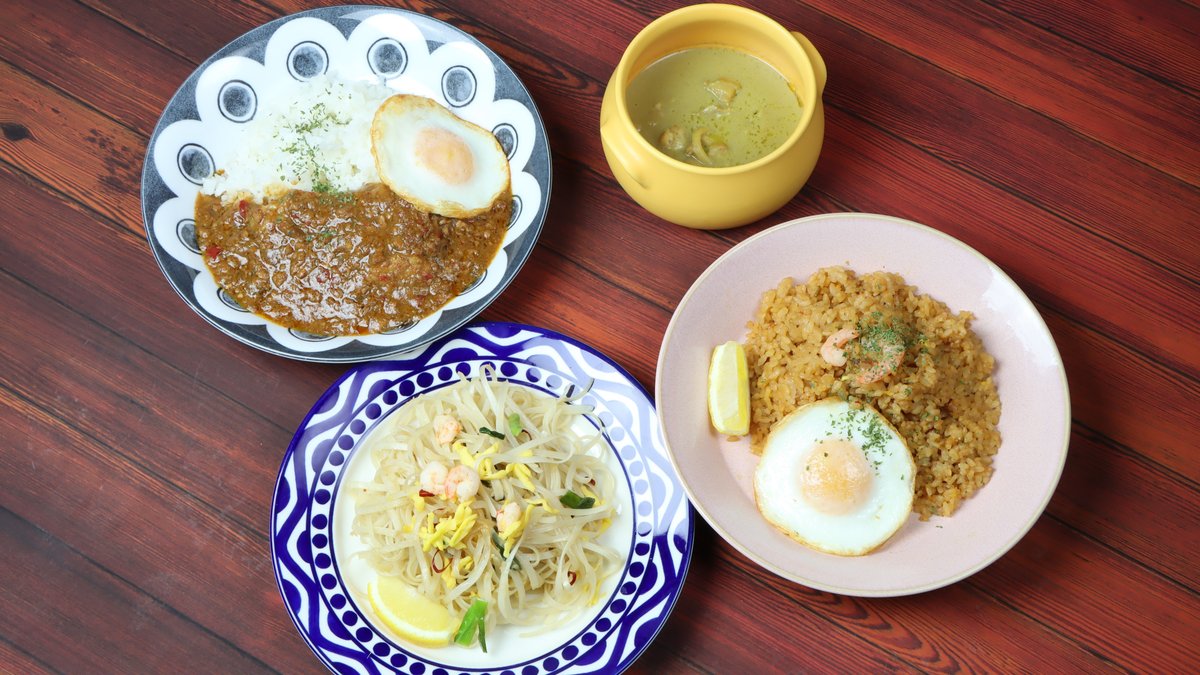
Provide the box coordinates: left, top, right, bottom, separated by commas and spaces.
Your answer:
3, 0, 1197, 672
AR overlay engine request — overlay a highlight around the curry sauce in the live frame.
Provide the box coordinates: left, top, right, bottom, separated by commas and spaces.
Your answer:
194, 184, 509, 335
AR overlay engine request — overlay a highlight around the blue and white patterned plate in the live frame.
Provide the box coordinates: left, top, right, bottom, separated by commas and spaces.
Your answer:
141, 6, 550, 362
271, 322, 694, 674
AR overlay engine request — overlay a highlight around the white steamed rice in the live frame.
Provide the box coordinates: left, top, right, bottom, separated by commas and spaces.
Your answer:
201, 75, 393, 203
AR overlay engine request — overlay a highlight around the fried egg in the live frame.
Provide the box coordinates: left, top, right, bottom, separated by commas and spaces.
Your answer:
754, 399, 915, 556
371, 94, 511, 218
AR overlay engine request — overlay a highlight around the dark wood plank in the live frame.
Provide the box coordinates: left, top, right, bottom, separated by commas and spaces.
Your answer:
635, 531, 913, 672
0, 508, 272, 674
990, 0, 1200, 97
971, 518, 1200, 671
0, 636, 56, 675
1, 0, 197, 136
0, 270, 290, 536
1049, 423, 1200, 591
709, 513, 1199, 673
808, 0, 1200, 183
704, 533, 1116, 672
0, 61, 143, 233
0, 158, 342, 431
77, 0, 276, 65
1045, 309, 1200, 498
0, 161, 672, 673
0, 355, 321, 675
479, 243, 671, 391
801, 3, 1200, 282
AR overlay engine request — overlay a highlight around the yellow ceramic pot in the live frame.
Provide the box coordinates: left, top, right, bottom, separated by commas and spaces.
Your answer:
600, 4, 827, 229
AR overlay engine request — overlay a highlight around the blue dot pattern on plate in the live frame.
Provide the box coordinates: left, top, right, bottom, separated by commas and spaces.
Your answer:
217, 288, 247, 313
176, 143, 213, 184
218, 80, 257, 122
368, 38, 407, 77
288, 41, 328, 80
271, 322, 694, 674
289, 328, 335, 343
493, 123, 518, 159
509, 195, 523, 230
441, 65, 477, 106
381, 318, 418, 336
461, 269, 487, 294
176, 218, 199, 253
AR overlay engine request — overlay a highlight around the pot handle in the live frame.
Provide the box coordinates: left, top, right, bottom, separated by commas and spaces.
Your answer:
600, 116, 648, 189
791, 31, 827, 94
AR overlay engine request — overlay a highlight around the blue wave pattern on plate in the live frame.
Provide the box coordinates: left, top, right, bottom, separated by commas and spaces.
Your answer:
271, 322, 693, 673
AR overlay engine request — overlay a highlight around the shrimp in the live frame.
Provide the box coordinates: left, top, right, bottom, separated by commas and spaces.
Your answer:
496, 502, 521, 534
419, 461, 448, 495
443, 464, 481, 501
820, 328, 859, 367
854, 335, 906, 385
433, 414, 461, 445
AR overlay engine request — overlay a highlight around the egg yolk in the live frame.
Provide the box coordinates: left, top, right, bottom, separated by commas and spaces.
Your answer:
799, 439, 873, 515
414, 126, 474, 185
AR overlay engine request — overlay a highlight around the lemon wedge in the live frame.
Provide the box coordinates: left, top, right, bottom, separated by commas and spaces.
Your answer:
367, 575, 456, 647
708, 341, 750, 436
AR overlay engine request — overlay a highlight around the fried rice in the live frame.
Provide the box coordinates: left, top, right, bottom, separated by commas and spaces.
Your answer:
744, 267, 1002, 519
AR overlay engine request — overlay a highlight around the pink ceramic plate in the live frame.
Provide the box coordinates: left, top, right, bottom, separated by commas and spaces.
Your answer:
656, 213, 1070, 596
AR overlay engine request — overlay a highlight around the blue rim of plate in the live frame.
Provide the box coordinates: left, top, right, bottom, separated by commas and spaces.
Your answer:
141, 6, 551, 362
270, 322, 694, 674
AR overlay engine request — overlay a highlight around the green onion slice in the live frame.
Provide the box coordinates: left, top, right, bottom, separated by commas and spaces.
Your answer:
559, 490, 596, 509
490, 530, 521, 570
453, 599, 488, 651
479, 426, 505, 440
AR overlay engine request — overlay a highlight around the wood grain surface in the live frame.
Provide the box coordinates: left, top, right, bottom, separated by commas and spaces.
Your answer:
2, 0, 1198, 672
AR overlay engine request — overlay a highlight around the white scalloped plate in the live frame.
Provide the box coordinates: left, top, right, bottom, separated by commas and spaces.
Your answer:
142, 6, 550, 362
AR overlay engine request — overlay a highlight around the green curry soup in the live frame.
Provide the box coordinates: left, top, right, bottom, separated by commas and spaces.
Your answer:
626, 46, 802, 168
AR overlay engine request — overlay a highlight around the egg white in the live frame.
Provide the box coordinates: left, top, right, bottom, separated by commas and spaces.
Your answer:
754, 399, 915, 556
372, 94, 511, 218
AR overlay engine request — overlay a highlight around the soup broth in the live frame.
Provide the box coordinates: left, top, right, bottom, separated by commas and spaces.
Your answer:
626, 46, 802, 168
